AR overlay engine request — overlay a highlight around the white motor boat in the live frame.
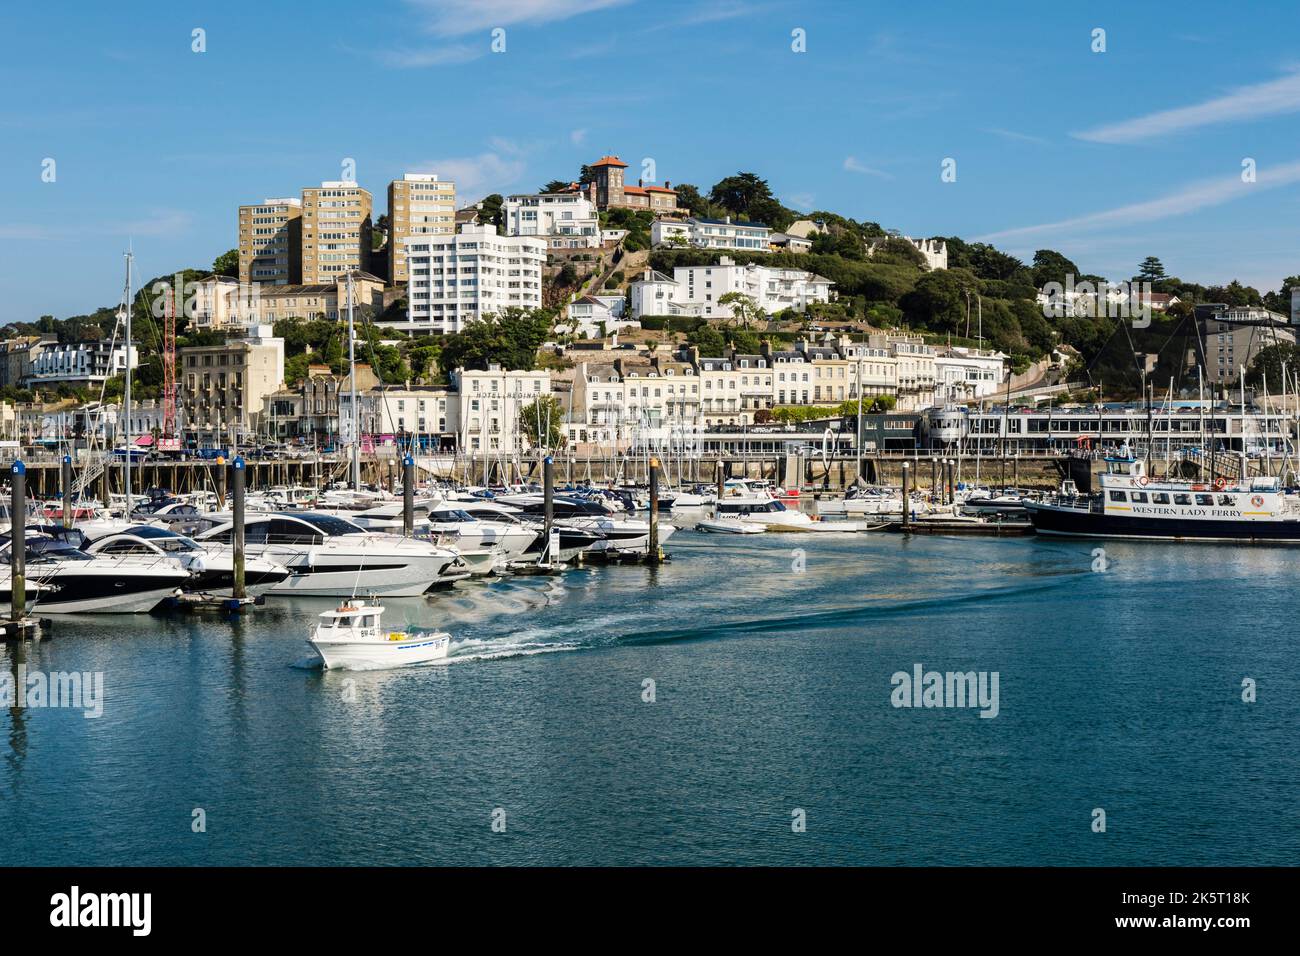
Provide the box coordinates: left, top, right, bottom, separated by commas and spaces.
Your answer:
425, 505, 538, 561
0, 529, 190, 614
671, 487, 715, 508
695, 517, 765, 534
83, 525, 290, 596
818, 485, 929, 517
196, 512, 467, 597
495, 494, 676, 553
307, 600, 451, 670
714, 497, 814, 531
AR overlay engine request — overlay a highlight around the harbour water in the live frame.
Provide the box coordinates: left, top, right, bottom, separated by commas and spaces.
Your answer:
1, 527, 1297, 866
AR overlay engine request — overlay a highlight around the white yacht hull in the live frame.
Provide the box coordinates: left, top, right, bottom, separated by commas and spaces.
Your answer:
270, 559, 455, 597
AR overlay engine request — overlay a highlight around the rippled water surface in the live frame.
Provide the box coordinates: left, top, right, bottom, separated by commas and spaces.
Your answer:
1, 525, 1297, 865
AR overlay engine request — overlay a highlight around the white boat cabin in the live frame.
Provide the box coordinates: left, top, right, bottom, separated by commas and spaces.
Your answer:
1098, 457, 1288, 522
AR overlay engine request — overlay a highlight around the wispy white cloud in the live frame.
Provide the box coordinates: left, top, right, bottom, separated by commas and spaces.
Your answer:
570, 128, 587, 146
410, 140, 529, 197
0, 209, 193, 242
843, 156, 893, 179
977, 161, 1300, 243
1074, 70, 1300, 143
375, 43, 484, 68
648, 0, 760, 29
984, 127, 1048, 146
405, 0, 632, 38
784, 192, 815, 212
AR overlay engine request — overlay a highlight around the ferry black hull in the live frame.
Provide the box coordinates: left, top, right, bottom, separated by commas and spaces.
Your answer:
1026, 504, 1300, 542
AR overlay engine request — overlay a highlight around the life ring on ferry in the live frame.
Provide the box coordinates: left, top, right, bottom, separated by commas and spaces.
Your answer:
1136, 476, 1148, 486
1213, 478, 1227, 491
1251, 495, 1264, 508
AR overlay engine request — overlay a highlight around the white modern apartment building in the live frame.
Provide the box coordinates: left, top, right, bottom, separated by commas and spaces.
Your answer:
651, 217, 771, 252
452, 365, 551, 454
629, 257, 833, 320
675, 257, 834, 319
630, 269, 697, 317
25, 341, 138, 387
503, 193, 600, 249
399, 224, 546, 334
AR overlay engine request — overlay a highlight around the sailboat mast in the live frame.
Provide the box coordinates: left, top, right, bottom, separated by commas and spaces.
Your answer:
123, 249, 134, 515
347, 270, 360, 491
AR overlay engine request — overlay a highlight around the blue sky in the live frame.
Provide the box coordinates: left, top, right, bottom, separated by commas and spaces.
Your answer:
3, 0, 1299, 321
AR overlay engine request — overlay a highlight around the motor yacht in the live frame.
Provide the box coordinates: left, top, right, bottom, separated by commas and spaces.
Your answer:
83, 525, 289, 595
0, 528, 190, 613
713, 497, 814, 531
195, 512, 468, 596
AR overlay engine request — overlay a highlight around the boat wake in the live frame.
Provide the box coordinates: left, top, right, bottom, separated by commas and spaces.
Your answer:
615, 577, 1078, 646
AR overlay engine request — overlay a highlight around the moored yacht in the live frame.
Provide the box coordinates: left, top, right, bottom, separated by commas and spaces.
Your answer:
83, 525, 290, 595
495, 493, 675, 552
0, 529, 190, 613
195, 512, 468, 596
714, 497, 814, 531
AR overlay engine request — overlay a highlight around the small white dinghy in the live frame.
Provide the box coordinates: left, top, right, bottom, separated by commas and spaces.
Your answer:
694, 517, 765, 535
308, 600, 451, 670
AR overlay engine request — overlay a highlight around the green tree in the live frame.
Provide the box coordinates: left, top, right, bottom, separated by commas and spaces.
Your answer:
898, 269, 972, 333
479, 194, 504, 229
717, 291, 763, 329
439, 307, 552, 372
709, 172, 771, 215
1137, 256, 1167, 282
686, 324, 727, 355
1030, 249, 1080, 289
540, 180, 571, 193
212, 249, 239, 277
1245, 342, 1298, 389
873, 237, 927, 269
518, 395, 566, 450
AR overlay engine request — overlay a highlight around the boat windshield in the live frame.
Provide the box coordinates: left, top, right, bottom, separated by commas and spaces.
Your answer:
430, 509, 476, 522
281, 512, 366, 536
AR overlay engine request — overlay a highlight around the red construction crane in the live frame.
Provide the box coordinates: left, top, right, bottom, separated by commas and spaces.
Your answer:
158, 284, 181, 452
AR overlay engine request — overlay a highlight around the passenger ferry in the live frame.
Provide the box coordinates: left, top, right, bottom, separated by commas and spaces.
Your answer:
1024, 456, 1300, 542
